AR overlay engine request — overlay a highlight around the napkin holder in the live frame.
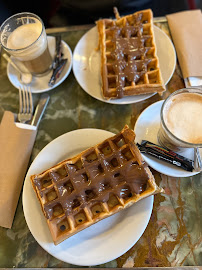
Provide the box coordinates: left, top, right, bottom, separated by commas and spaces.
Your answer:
0, 111, 37, 229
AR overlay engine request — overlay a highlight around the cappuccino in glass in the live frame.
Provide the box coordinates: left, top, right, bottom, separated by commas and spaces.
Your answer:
158, 88, 202, 151
0, 12, 52, 75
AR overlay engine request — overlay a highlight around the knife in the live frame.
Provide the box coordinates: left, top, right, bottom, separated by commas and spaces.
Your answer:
31, 94, 50, 127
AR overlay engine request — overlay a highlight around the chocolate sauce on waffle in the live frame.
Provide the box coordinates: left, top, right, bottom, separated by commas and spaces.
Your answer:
40, 162, 149, 219
33, 128, 151, 220
106, 13, 152, 98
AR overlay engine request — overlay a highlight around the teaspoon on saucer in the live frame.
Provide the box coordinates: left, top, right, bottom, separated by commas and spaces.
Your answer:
3, 53, 32, 84
194, 147, 202, 172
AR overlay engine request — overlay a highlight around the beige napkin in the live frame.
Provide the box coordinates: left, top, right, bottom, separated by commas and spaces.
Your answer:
167, 10, 202, 79
0, 111, 37, 229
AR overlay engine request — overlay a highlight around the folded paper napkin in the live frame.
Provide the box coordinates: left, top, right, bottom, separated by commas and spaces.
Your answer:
167, 10, 202, 85
0, 111, 37, 229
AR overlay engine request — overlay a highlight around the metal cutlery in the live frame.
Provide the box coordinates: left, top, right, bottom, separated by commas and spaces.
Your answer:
18, 85, 33, 124
194, 147, 202, 172
3, 53, 32, 84
48, 35, 68, 87
31, 94, 50, 127
48, 58, 67, 87
52, 35, 62, 69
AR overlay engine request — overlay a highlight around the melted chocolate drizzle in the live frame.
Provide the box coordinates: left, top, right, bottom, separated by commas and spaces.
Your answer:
106, 13, 152, 98
33, 130, 150, 220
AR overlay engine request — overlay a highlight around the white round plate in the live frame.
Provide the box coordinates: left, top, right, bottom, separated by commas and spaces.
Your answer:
7, 36, 73, 93
134, 100, 200, 177
23, 128, 154, 266
73, 25, 176, 105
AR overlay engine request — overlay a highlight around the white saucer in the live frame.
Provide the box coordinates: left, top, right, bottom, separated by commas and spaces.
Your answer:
134, 100, 200, 177
23, 128, 153, 266
7, 36, 73, 93
73, 25, 176, 105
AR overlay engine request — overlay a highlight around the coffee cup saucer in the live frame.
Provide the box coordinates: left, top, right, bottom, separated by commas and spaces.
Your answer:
134, 100, 201, 178
6, 36, 73, 93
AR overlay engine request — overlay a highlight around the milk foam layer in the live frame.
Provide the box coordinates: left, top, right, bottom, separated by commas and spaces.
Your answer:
6, 22, 47, 61
163, 93, 202, 144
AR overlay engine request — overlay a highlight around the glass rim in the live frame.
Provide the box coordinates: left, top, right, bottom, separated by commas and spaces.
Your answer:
160, 87, 202, 148
0, 12, 45, 53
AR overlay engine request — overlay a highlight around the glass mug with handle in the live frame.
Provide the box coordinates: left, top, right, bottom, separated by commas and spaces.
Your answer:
158, 88, 202, 170
0, 12, 52, 75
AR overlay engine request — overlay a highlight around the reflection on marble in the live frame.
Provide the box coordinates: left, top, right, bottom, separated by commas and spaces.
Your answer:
117, 172, 202, 267
0, 24, 201, 268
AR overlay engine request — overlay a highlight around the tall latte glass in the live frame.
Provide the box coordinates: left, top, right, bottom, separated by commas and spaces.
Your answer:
0, 12, 52, 75
158, 88, 202, 152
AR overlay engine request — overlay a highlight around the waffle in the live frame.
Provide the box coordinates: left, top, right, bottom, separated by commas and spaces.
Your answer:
31, 125, 163, 245
96, 8, 165, 99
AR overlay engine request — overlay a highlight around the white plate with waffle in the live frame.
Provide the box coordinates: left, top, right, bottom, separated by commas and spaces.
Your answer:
7, 36, 73, 93
134, 100, 200, 177
23, 128, 154, 266
73, 25, 176, 104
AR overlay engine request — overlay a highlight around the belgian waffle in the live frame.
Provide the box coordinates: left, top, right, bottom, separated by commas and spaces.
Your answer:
31, 126, 163, 245
96, 9, 165, 99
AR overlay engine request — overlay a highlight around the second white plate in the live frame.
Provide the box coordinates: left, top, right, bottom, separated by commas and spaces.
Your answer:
73, 25, 176, 104
23, 128, 153, 266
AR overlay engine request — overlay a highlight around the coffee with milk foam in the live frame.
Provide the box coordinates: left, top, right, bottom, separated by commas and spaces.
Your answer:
6, 22, 52, 74
7, 22, 44, 58
163, 92, 202, 144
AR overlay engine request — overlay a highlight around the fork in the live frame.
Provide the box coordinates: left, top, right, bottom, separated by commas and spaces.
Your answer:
18, 85, 33, 124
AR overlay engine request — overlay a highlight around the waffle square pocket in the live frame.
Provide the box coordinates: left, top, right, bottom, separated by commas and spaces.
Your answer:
31, 125, 163, 245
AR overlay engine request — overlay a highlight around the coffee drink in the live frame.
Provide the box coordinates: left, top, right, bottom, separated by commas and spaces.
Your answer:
158, 89, 202, 151
21, 47, 52, 74
1, 13, 52, 75
164, 92, 202, 144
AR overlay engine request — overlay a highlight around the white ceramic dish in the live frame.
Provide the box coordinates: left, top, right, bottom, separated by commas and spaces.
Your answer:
73, 25, 176, 104
134, 100, 200, 177
7, 36, 73, 93
23, 128, 154, 266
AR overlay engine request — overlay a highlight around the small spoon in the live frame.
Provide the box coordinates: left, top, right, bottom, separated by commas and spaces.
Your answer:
3, 53, 32, 84
194, 147, 202, 172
